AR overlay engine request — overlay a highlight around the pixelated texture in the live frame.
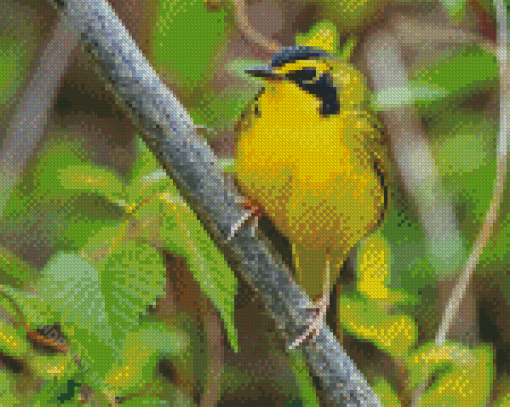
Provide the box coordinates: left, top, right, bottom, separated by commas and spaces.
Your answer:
0, 0, 508, 405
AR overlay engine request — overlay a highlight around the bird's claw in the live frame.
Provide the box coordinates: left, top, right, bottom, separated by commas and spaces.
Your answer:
288, 250, 331, 350
227, 198, 259, 241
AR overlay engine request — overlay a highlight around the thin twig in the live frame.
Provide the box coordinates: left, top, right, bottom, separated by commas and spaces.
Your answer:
233, 0, 281, 54
201, 305, 225, 407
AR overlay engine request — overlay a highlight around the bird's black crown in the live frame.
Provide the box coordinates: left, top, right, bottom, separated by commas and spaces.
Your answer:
270, 46, 329, 69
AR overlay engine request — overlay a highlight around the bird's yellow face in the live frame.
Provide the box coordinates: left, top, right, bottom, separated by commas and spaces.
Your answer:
235, 46, 388, 300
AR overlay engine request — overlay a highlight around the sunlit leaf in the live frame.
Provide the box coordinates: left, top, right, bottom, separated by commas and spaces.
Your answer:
28, 350, 76, 381
371, 376, 402, 407
406, 341, 493, 406
338, 293, 418, 358
0, 246, 36, 287
132, 196, 238, 352
0, 317, 29, 359
439, 0, 468, 20
295, 21, 340, 55
357, 230, 410, 305
285, 350, 320, 407
57, 165, 126, 207
104, 320, 188, 394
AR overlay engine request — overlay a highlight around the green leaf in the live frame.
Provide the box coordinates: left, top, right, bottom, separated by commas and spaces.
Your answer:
2, 137, 123, 251
79, 225, 125, 263
129, 137, 163, 183
439, 0, 468, 20
476, 161, 510, 276
191, 88, 257, 128
36, 253, 123, 376
1, 285, 62, 332
494, 373, 510, 407
295, 21, 340, 55
152, 0, 232, 88
0, 45, 23, 107
338, 293, 418, 358
0, 287, 77, 382
0, 246, 37, 287
3, 137, 123, 213
104, 320, 188, 395
0, 371, 17, 407
371, 376, 402, 406
406, 341, 493, 406
285, 350, 320, 407
429, 112, 497, 177
0, 316, 29, 359
371, 82, 448, 111
37, 244, 167, 379
125, 137, 238, 352
412, 44, 498, 118
57, 165, 126, 207
27, 349, 77, 381
98, 240, 167, 330
126, 137, 179, 206
356, 230, 413, 306
126, 169, 178, 210
0, 2, 42, 118
122, 396, 181, 406
318, 0, 390, 33
132, 196, 238, 352
3, 138, 91, 217
29, 378, 81, 406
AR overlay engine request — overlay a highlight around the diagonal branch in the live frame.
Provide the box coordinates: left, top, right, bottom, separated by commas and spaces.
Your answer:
35, 0, 382, 406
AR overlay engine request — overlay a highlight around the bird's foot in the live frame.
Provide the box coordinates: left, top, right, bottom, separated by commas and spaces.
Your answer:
288, 250, 331, 350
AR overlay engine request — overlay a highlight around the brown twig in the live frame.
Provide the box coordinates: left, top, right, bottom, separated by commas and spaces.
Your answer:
200, 305, 225, 407
233, 0, 281, 54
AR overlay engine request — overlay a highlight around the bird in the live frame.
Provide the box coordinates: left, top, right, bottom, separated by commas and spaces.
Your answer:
233, 46, 389, 346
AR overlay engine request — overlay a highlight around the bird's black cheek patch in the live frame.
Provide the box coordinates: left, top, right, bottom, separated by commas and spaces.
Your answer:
299, 73, 340, 116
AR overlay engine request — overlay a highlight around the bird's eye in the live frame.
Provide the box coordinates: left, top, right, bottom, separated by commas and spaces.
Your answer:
287, 67, 318, 85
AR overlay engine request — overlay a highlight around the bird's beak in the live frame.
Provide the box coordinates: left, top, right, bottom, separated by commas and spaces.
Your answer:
245, 66, 284, 80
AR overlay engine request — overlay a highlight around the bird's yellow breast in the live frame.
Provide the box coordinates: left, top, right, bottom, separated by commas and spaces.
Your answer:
235, 80, 385, 272
234, 58, 389, 298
